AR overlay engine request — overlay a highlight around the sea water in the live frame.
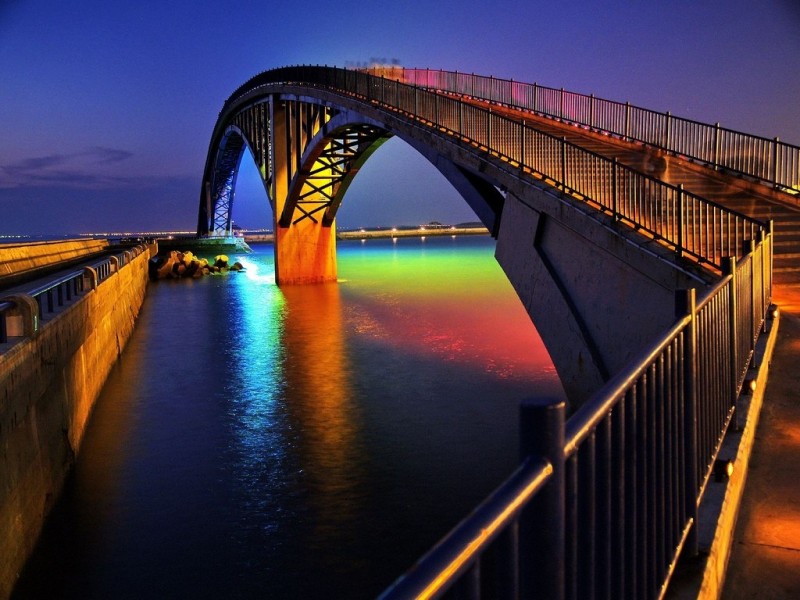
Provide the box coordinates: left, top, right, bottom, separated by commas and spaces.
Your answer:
13, 236, 562, 599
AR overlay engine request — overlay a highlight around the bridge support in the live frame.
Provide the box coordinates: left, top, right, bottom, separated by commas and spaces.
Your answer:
270, 100, 338, 284
496, 188, 706, 408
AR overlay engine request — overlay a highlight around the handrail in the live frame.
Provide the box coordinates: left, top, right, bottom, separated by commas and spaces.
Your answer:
1, 245, 149, 354
378, 232, 773, 599
10, 246, 145, 325
379, 457, 552, 599
374, 67, 800, 194
218, 66, 767, 270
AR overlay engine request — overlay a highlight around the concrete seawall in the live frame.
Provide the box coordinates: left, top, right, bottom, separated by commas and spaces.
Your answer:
0, 245, 154, 599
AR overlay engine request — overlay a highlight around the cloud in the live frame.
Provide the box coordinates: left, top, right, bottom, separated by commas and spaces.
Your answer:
0, 147, 135, 189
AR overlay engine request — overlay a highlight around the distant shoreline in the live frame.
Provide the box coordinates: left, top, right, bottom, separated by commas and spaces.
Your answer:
244, 226, 490, 243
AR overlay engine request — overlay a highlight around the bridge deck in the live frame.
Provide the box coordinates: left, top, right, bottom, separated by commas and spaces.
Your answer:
463, 97, 800, 284
720, 284, 800, 597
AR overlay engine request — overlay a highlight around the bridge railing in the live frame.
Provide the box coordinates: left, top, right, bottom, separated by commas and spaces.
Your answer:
370, 67, 800, 194
222, 66, 769, 268
225, 63, 768, 267
317, 66, 765, 270
379, 231, 773, 599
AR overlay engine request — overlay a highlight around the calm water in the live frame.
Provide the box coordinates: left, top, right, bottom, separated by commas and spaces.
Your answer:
14, 236, 562, 599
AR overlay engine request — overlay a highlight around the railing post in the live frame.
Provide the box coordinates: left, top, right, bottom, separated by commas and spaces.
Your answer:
589, 94, 595, 130
559, 87, 564, 120
519, 397, 566, 600
748, 239, 757, 364
83, 267, 98, 290
713, 122, 721, 170
677, 184, 685, 258
664, 111, 671, 149
675, 288, 698, 557
772, 137, 780, 188
520, 121, 526, 169
561, 137, 567, 191
723, 256, 739, 400
533, 82, 538, 113
610, 158, 618, 220
487, 107, 492, 149
625, 102, 631, 140
1, 295, 39, 338
768, 220, 774, 300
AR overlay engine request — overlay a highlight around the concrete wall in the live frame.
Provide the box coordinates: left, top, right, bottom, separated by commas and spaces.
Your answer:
0, 239, 109, 287
495, 187, 710, 408
0, 246, 152, 599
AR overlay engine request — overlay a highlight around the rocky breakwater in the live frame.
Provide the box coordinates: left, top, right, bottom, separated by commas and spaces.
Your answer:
148, 251, 244, 280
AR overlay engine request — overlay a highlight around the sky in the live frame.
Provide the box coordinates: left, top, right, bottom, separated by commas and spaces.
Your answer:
0, 0, 798, 235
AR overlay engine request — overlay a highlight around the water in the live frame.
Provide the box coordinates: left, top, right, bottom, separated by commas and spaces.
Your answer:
13, 236, 562, 599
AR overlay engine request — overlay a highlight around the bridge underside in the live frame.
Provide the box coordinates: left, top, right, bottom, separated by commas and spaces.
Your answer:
198, 80, 713, 406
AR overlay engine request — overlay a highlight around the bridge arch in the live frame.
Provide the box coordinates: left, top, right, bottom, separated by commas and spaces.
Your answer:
198, 67, 717, 406
198, 91, 506, 284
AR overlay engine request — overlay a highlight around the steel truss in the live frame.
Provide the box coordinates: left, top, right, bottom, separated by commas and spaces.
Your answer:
280, 124, 386, 227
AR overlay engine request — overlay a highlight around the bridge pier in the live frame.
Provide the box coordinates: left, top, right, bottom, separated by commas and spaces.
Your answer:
270, 100, 338, 284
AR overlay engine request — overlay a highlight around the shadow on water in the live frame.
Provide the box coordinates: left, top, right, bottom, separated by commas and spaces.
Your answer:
13, 238, 563, 600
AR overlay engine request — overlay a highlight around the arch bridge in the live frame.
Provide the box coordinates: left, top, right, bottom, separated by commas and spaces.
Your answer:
198, 65, 785, 406
198, 65, 791, 598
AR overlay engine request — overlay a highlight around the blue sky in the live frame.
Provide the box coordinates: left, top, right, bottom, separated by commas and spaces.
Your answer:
0, 0, 798, 235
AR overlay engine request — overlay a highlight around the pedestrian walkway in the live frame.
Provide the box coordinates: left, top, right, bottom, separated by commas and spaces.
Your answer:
721, 283, 800, 598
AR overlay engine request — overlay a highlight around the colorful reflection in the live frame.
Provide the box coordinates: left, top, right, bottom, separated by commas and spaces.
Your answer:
13, 235, 563, 600
338, 236, 558, 384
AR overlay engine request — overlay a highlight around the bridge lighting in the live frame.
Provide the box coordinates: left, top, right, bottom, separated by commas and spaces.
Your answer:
768, 304, 779, 319
744, 377, 757, 393
714, 459, 735, 482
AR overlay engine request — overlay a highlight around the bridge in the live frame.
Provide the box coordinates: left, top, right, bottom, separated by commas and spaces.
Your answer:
196, 66, 798, 598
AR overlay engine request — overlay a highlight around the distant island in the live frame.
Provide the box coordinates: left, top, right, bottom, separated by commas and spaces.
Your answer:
243, 222, 490, 242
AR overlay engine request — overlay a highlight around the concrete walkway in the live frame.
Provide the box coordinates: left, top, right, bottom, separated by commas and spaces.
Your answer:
721, 284, 800, 598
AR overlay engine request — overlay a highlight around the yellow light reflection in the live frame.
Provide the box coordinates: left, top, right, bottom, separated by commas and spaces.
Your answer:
280, 283, 361, 527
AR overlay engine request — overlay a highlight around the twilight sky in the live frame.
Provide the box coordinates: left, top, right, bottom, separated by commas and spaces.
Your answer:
1, 0, 798, 235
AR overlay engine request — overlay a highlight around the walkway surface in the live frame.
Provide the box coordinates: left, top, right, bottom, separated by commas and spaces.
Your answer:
721, 283, 800, 598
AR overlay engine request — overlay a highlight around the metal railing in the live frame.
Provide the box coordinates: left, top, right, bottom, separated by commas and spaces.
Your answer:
380, 232, 773, 599
223, 66, 766, 270
371, 67, 800, 194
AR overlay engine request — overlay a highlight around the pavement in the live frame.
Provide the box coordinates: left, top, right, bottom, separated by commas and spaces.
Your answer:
721, 283, 800, 598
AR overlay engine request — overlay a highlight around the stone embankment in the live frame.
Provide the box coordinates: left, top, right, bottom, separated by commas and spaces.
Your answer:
0, 242, 156, 599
